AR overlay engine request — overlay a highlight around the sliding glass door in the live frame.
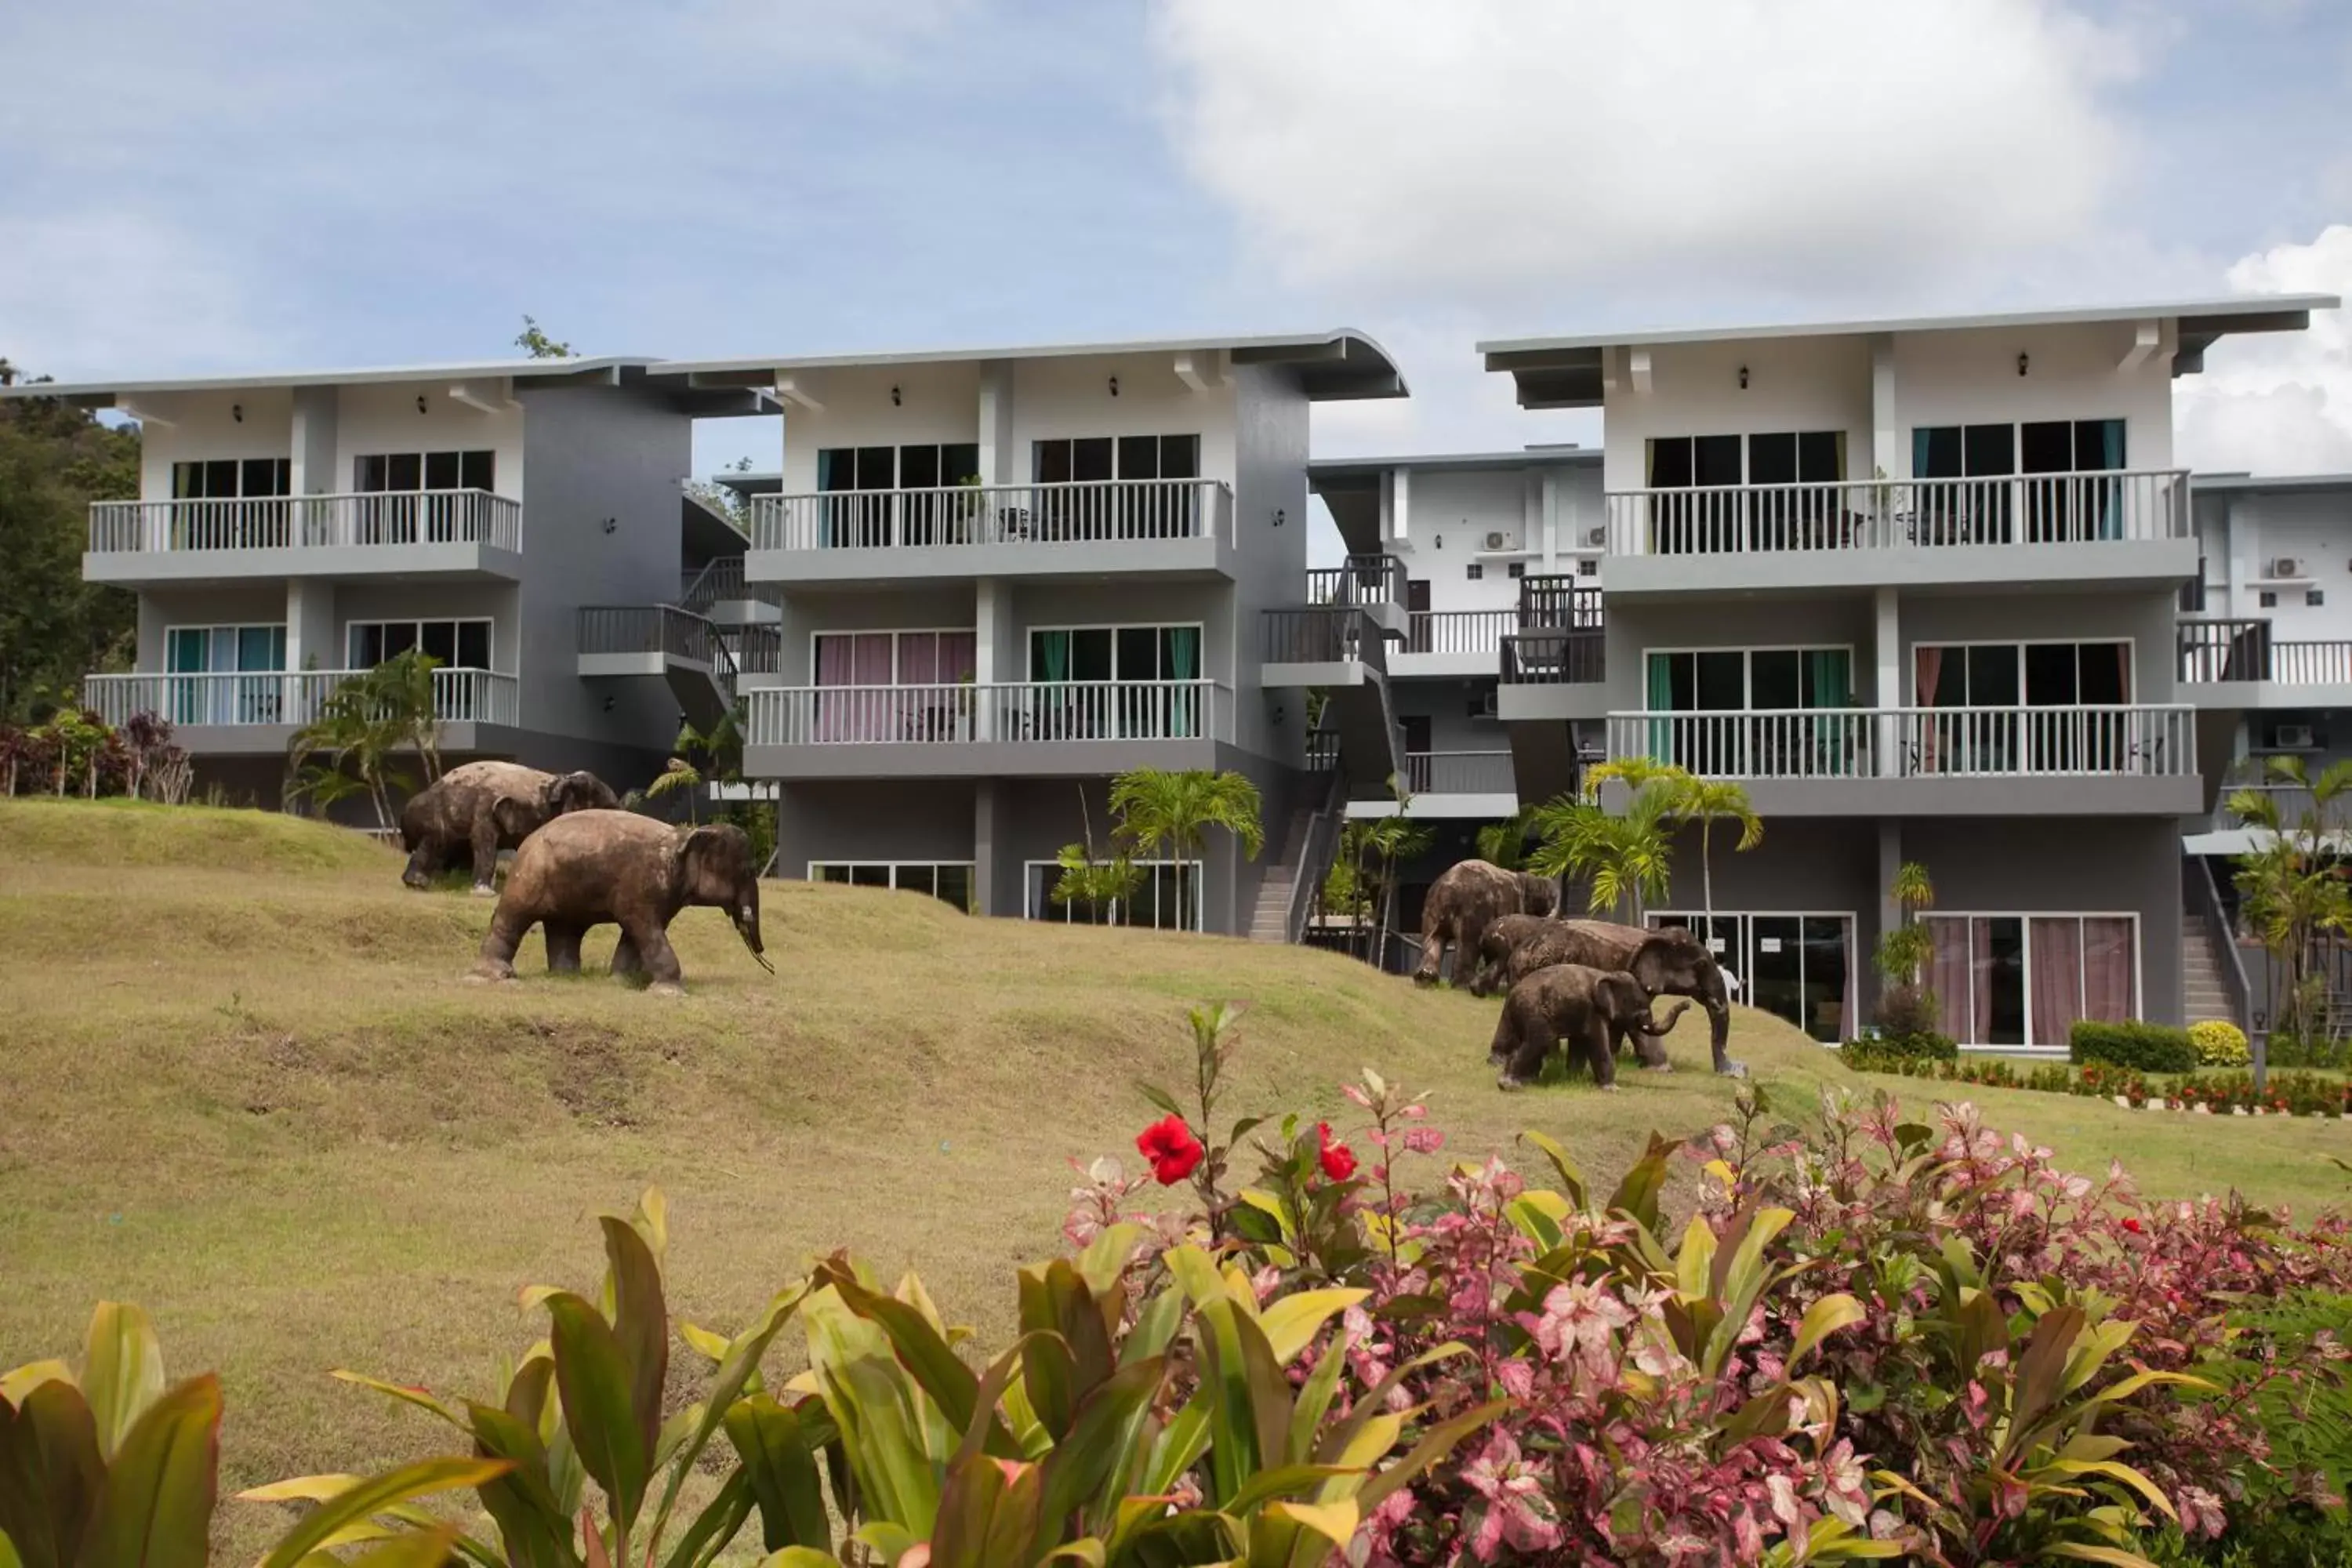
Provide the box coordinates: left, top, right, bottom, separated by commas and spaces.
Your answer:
1649, 912, 1853, 1044
165, 624, 287, 724
1027, 624, 1203, 740
1925, 914, 2136, 1047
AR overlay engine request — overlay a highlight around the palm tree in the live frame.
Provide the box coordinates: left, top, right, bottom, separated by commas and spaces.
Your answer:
2230, 754, 2352, 1047
1108, 768, 1265, 931
645, 757, 703, 823
285, 650, 445, 830
1528, 782, 1674, 924
1663, 775, 1763, 956
1581, 754, 1688, 801
1475, 807, 1537, 869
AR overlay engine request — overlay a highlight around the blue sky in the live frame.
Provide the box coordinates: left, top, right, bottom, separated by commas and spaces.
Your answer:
4, 0, 2350, 482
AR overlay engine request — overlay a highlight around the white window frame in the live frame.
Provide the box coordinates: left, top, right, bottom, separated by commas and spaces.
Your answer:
171, 458, 291, 499
1647, 909, 1856, 1044
1908, 637, 2136, 706
351, 449, 498, 493
1639, 644, 1857, 710
1917, 910, 2143, 1049
1644, 431, 1849, 485
808, 626, 977, 686
808, 861, 975, 910
1029, 433, 1203, 484
1023, 622, 1209, 682
164, 622, 288, 673
1023, 858, 1205, 932
343, 617, 496, 671
1907, 418, 2127, 476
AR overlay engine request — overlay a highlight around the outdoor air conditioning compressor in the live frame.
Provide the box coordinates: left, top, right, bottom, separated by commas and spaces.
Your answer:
1484, 531, 1507, 550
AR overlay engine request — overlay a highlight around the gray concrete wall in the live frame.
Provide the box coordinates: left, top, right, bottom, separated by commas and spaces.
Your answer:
1230, 363, 1311, 765
774, 779, 981, 879
1900, 589, 2183, 703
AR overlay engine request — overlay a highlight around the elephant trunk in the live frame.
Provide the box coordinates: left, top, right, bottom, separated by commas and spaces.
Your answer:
735, 900, 775, 973
1642, 999, 1693, 1036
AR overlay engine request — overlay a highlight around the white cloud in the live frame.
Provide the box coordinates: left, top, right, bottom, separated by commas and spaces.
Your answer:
2176, 225, 2352, 475
1150, 0, 2136, 304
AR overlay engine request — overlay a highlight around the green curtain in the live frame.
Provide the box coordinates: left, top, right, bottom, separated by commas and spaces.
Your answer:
1038, 630, 1069, 681
1808, 648, 1852, 775
1645, 652, 1674, 764
1166, 626, 1200, 739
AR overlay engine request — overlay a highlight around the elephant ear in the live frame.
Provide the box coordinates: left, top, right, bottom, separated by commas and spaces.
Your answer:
492, 794, 539, 840
674, 824, 733, 877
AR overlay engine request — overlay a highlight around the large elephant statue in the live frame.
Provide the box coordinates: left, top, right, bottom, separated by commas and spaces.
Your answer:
1480, 918, 1743, 1076
1487, 963, 1691, 1091
1468, 913, 1557, 996
470, 811, 772, 994
401, 760, 619, 894
1411, 859, 1559, 988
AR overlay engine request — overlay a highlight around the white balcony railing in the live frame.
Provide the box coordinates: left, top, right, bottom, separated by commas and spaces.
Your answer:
1602, 706, 2194, 781
746, 679, 1231, 746
1403, 610, 1515, 655
748, 479, 1230, 553
82, 669, 518, 730
1405, 750, 1516, 794
1602, 470, 2189, 557
87, 491, 523, 555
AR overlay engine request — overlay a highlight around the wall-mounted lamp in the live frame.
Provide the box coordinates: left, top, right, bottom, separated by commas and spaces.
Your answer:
1272, 705, 1286, 726
890, 384, 902, 407
2016, 353, 2030, 378
231, 402, 244, 423
603, 695, 615, 713
1107, 376, 1120, 397
1737, 366, 1748, 390
1435, 534, 1443, 550
601, 517, 618, 535
1272, 508, 1285, 528
416, 394, 429, 414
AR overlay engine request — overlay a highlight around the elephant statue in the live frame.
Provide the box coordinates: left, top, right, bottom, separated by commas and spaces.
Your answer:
1488, 963, 1692, 1091
1468, 913, 1559, 996
1481, 917, 1743, 1076
470, 811, 772, 994
1411, 859, 1560, 988
400, 760, 619, 894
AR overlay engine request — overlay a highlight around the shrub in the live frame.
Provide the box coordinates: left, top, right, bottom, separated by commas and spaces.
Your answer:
2190, 1019, 2253, 1067
2073, 1018, 2200, 1073
1871, 978, 1941, 1039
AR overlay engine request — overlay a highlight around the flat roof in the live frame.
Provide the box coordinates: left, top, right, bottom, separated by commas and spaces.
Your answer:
1481, 294, 2340, 409
0, 356, 777, 418
1309, 445, 1601, 477
2192, 471, 2352, 495
659, 328, 1408, 402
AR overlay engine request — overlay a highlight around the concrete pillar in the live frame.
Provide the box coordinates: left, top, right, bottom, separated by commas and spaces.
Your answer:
974, 779, 1002, 917
289, 385, 339, 495
1869, 333, 1899, 481
1875, 819, 1903, 1020
1874, 586, 1900, 779
285, 579, 335, 672
977, 361, 1016, 488
1540, 470, 1559, 571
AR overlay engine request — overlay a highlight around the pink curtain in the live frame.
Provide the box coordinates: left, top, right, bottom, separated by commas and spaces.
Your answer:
2027, 917, 2084, 1047
1925, 917, 1971, 1041
1969, 918, 1997, 1047
2114, 641, 2132, 700
1914, 647, 1944, 772
2081, 917, 2134, 1022
815, 633, 895, 741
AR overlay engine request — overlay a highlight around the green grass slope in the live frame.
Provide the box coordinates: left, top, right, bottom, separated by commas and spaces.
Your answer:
0, 797, 2341, 1552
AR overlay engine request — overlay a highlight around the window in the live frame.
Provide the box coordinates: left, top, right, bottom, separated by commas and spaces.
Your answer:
1025, 859, 1202, 931
1639, 646, 1854, 774
1032, 434, 1197, 484
172, 458, 289, 499
355, 451, 495, 492
1912, 419, 2125, 543
809, 630, 979, 742
1642, 431, 1846, 552
163, 624, 286, 724
1650, 913, 1852, 1044
2310, 590, 2327, 608
1029, 434, 1202, 541
1923, 913, 2136, 1047
1506, 561, 1526, 579
810, 862, 973, 913
169, 459, 292, 547
1025, 624, 1205, 739
1466, 563, 1484, 581
351, 450, 496, 545
1911, 641, 2136, 772
1914, 642, 2131, 706
346, 619, 492, 670
2260, 590, 2279, 608
815, 444, 983, 546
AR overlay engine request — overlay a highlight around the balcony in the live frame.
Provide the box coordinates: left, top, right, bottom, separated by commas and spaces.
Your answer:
84, 491, 523, 586
742, 678, 1235, 779
1599, 705, 2198, 816
1497, 629, 1607, 723
1351, 750, 1518, 819
577, 605, 737, 731
745, 478, 1234, 587
1392, 609, 1515, 678
82, 668, 519, 753
1307, 554, 1408, 637
2178, 619, 2352, 706
677, 557, 783, 625
1598, 470, 2193, 596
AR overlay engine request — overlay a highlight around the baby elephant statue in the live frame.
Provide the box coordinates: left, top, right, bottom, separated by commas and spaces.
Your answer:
401, 760, 619, 895
470, 810, 773, 995
1488, 963, 1690, 1091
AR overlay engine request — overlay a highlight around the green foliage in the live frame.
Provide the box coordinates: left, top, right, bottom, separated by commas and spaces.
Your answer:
1473, 808, 1536, 871
0, 384, 138, 719
1528, 779, 1675, 920
2230, 755, 2352, 1046
1051, 838, 1145, 921
514, 315, 574, 358
285, 650, 446, 831
2073, 1020, 2200, 1075
644, 756, 702, 823
1871, 862, 1939, 1033
2189, 1020, 2252, 1068
1134, 1001, 1261, 1240
1842, 1029, 1958, 1065
1109, 767, 1265, 930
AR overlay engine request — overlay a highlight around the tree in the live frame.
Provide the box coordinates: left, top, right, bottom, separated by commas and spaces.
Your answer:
1528, 781, 1675, 924
2230, 756, 2352, 1050
1359, 789, 1433, 963
1475, 807, 1537, 870
645, 757, 703, 823
514, 315, 574, 358
0, 368, 139, 719
1107, 768, 1265, 931
1663, 775, 1763, 956
285, 651, 444, 831
1871, 861, 1940, 1036
1051, 786, 1142, 924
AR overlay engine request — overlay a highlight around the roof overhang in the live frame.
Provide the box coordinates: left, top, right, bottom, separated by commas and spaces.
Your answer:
0, 357, 779, 419
659, 328, 1409, 403
1479, 294, 2341, 408
2190, 470, 2352, 497
682, 486, 752, 554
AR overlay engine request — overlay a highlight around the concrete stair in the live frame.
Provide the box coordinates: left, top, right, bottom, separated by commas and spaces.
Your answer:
2181, 915, 2236, 1025
1249, 808, 1315, 942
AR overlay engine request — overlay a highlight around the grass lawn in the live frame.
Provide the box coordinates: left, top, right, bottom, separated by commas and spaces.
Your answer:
1, 796, 2345, 1553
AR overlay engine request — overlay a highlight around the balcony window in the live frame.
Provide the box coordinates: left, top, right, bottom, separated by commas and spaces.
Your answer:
347, 618, 492, 670
1639, 645, 1853, 774
810, 862, 973, 912
1923, 913, 2136, 1047
1913, 641, 2134, 772
1028, 623, 1203, 741
167, 459, 292, 548
352, 450, 496, 545
172, 459, 289, 499
809, 630, 978, 742
164, 623, 286, 725
816, 445, 981, 546
1031, 434, 1200, 541
1913, 419, 2124, 543
1644, 431, 1844, 551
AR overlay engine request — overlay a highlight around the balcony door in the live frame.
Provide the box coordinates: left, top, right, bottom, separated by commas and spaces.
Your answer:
1028, 623, 1203, 740
1914, 641, 2133, 774
1643, 646, 1853, 775
171, 458, 291, 548
811, 629, 977, 742
1645, 431, 1842, 553
1031, 434, 1200, 541
354, 449, 495, 544
1925, 913, 2136, 1047
165, 623, 286, 725
817, 444, 982, 547
1913, 419, 2123, 544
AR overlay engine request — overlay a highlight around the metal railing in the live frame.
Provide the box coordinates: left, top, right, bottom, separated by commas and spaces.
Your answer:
1518, 575, 1604, 629
745, 679, 1232, 746
1500, 630, 1605, 684
1602, 705, 2195, 780
2274, 641, 2352, 684
577, 605, 739, 706
728, 623, 782, 676
88, 490, 523, 554
748, 478, 1229, 552
82, 668, 518, 729
1307, 554, 1406, 607
1602, 470, 2190, 556
1287, 766, 1349, 945
2187, 852, 2255, 1041
1305, 725, 1340, 773
2178, 619, 2352, 684
1405, 750, 1515, 794
1263, 606, 1385, 666
1404, 609, 1513, 655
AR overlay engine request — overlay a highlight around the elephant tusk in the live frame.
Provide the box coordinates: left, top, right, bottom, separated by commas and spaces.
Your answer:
750, 949, 776, 975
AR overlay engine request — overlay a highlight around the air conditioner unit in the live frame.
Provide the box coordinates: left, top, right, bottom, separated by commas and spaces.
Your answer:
1484, 531, 1507, 550
2273, 557, 2307, 580
1472, 690, 1499, 719
1584, 527, 1606, 547
2277, 723, 2318, 750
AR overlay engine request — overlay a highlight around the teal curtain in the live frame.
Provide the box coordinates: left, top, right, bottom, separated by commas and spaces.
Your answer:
1807, 648, 1852, 775
1166, 626, 1200, 738
1645, 652, 1674, 764
2098, 419, 2125, 539
1038, 630, 1069, 681
1911, 428, 1933, 476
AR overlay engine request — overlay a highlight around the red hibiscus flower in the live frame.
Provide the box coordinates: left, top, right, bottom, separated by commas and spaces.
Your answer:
1136, 1115, 1203, 1185
2122, 1217, 2144, 1235
1316, 1121, 1358, 1181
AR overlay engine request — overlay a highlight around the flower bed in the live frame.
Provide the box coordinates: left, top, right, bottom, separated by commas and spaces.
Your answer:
1842, 1040, 2352, 1117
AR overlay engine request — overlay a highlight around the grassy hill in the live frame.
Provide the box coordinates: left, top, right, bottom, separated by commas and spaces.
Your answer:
0, 796, 2343, 1552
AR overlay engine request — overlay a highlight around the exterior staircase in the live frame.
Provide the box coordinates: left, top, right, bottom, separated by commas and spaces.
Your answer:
1249, 808, 1314, 942
2181, 913, 2235, 1025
